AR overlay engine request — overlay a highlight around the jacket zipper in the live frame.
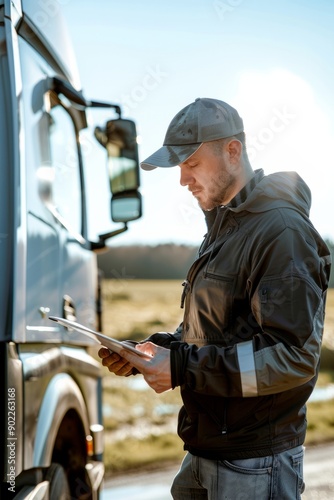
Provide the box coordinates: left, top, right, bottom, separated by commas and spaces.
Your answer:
202, 272, 234, 284
179, 210, 230, 310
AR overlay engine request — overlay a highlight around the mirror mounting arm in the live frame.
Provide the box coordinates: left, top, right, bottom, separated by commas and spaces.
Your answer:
50, 77, 122, 116
91, 224, 128, 251
89, 101, 121, 117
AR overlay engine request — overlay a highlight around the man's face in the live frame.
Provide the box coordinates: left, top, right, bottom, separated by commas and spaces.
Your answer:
179, 141, 238, 210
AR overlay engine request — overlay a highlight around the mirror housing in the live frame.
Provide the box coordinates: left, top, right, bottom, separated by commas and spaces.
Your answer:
95, 118, 140, 194
95, 118, 142, 223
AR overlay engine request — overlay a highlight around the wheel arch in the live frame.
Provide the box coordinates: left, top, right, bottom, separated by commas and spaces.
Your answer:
33, 372, 90, 467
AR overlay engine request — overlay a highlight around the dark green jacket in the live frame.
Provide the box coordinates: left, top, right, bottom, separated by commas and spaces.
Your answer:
153, 169, 331, 459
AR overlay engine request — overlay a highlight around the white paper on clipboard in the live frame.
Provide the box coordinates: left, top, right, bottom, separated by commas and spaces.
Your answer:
49, 316, 151, 359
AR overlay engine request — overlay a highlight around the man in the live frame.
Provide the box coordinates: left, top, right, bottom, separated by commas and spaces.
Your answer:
99, 98, 331, 499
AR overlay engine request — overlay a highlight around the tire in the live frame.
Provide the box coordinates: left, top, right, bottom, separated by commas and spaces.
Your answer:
44, 463, 71, 500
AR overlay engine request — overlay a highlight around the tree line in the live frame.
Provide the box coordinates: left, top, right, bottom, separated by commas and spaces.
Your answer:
325, 239, 334, 288
98, 244, 198, 280
98, 240, 334, 286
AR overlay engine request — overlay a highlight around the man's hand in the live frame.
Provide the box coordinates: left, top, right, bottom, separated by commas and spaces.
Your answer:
98, 347, 135, 377
119, 342, 172, 394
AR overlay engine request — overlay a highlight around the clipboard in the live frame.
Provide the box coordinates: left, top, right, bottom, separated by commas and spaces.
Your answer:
49, 316, 151, 359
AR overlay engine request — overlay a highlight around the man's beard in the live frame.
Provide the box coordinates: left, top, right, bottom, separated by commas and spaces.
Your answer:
197, 178, 236, 210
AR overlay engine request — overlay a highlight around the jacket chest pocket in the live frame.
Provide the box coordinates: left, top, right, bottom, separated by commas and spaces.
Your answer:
183, 272, 235, 346
184, 271, 260, 345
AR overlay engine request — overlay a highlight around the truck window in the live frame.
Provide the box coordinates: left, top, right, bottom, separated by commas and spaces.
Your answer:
48, 102, 82, 235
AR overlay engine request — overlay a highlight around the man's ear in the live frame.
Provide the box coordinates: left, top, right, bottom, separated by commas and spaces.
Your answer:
227, 139, 243, 163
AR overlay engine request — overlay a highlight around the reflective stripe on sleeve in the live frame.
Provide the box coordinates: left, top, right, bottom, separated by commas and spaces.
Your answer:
236, 340, 258, 397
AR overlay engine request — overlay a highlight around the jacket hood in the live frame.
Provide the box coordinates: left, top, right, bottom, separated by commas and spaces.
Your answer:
231, 170, 312, 217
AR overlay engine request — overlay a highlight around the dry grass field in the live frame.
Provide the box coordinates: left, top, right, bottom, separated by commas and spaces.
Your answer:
101, 279, 185, 341
101, 279, 334, 346
98, 281, 334, 474
323, 288, 334, 348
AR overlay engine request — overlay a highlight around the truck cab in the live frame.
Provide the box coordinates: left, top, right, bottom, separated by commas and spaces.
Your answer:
0, 1, 141, 498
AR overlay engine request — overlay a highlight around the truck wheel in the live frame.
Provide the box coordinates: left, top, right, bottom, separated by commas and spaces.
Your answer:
44, 463, 71, 499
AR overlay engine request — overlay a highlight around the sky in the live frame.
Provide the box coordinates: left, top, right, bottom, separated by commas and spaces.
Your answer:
60, 0, 334, 247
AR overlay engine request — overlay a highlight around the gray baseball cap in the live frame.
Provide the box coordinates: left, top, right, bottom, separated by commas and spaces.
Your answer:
140, 97, 244, 170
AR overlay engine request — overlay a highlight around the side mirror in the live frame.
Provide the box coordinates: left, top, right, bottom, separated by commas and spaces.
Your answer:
111, 191, 142, 223
95, 118, 140, 194
95, 118, 141, 223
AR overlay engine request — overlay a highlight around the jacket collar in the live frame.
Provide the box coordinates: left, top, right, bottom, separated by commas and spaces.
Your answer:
228, 169, 264, 208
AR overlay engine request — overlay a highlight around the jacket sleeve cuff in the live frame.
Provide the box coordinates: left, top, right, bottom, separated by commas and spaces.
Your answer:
140, 332, 176, 348
170, 341, 190, 389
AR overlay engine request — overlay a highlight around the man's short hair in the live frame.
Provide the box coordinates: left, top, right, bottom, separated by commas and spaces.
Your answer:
210, 132, 247, 154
